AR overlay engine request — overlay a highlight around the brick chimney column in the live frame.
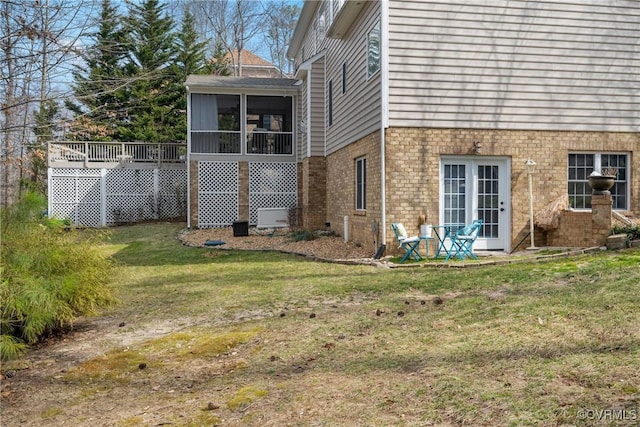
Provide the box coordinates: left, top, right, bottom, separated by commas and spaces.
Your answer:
238, 162, 249, 221
301, 157, 327, 230
591, 193, 612, 246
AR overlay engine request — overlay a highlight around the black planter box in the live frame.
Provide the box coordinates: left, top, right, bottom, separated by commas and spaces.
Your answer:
232, 221, 249, 237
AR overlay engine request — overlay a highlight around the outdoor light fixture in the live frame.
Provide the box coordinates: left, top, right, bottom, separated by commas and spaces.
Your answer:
472, 140, 483, 154
525, 159, 537, 250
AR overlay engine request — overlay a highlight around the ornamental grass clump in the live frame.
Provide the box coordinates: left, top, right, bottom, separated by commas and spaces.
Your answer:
289, 228, 316, 242
0, 192, 117, 361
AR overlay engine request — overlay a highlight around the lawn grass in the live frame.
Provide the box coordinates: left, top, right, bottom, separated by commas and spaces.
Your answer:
8, 223, 639, 426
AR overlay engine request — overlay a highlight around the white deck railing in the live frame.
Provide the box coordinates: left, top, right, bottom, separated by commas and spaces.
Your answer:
48, 141, 186, 166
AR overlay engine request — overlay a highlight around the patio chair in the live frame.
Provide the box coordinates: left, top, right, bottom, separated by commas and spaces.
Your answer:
444, 219, 483, 261
391, 222, 422, 263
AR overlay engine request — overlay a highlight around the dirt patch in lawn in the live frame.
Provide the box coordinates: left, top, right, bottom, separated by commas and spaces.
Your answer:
179, 226, 375, 261
0, 298, 389, 426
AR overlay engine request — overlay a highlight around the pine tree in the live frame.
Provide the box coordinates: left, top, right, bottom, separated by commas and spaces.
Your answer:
165, 7, 211, 142
118, 0, 176, 142
209, 38, 232, 76
175, 7, 210, 79
67, 0, 127, 140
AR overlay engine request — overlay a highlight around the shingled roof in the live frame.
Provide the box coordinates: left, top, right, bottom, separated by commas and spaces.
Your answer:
224, 49, 287, 78
185, 75, 299, 92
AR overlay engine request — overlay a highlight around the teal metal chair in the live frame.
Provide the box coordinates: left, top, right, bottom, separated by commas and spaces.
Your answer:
392, 223, 422, 263
444, 219, 483, 261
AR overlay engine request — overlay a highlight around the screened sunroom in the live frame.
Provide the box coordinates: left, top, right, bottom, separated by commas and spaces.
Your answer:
186, 76, 299, 159
185, 76, 301, 229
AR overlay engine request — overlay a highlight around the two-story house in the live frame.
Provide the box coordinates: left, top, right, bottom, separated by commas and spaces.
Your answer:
186, 0, 638, 254
285, 0, 638, 253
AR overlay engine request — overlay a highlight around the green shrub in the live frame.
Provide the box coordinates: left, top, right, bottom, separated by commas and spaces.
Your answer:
611, 225, 640, 241
0, 192, 117, 361
289, 229, 316, 242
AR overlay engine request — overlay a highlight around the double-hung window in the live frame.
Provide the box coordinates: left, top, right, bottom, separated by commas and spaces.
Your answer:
568, 153, 629, 210
356, 157, 367, 211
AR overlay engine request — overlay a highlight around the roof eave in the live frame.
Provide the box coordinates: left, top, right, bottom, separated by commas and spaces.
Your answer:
287, 1, 319, 59
185, 76, 300, 95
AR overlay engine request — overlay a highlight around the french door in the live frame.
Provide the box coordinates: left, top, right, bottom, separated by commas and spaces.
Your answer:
440, 157, 511, 251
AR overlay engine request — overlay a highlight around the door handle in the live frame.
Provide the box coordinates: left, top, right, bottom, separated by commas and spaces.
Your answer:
500, 208, 505, 212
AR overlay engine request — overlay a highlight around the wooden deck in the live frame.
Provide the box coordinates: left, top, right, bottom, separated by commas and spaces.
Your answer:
48, 141, 186, 168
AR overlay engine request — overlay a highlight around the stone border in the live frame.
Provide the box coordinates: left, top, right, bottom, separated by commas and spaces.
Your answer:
187, 242, 629, 269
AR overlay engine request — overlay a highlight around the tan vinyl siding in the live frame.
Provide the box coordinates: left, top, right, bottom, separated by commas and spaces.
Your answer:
310, 57, 326, 157
325, 0, 382, 154
388, 0, 640, 132
300, 7, 324, 63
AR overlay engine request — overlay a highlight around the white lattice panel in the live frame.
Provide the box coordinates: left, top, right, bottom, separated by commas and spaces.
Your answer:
76, 178, 101, 227
49, 175, 100, 226
77, 178, 100, 201
198, 193, 239, 227
199, 161, 238, 192
51, 177, 77, 203
249, 162, 297, 193
106, 169, 154, 194
158, 169, 188, 218
106, 195, 155, 223
249, 162, 297, 226
77, 203, 101, 227
51, 168, 101, 177
105, 169, 154, 224
198, 161, 238, 228
49, 166, 187, 227
49, 203, 76, 223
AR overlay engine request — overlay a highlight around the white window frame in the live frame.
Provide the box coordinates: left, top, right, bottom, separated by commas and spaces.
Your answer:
367, 20, 381, 79
568, 152, 630, 211
356, 156, 367, 211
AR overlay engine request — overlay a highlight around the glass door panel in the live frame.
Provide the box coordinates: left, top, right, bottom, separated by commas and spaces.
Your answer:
443, 164, 466, 225
440, 158, 510, 251
477, 165, 499, 239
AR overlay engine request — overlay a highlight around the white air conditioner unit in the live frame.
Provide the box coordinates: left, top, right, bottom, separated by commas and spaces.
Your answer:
257, 208, 289, 228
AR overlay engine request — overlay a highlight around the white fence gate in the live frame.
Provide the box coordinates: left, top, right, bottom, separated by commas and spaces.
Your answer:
48, 167, 187, 227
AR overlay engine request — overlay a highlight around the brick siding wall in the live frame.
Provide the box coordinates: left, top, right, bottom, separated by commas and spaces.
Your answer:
238, 162, 249, 221
384, 128, 638, 251
346, 128, 639, 253
325, 131, 382, 255
546, 194, 612, 247
300, 156, 327, 230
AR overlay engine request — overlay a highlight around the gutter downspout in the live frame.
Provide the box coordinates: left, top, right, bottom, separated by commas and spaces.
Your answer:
186, 86, 191, 229
380, 0, 389, 252
307, 71, 312, 158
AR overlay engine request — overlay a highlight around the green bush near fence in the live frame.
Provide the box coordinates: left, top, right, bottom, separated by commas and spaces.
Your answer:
0, 192, 117, 361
